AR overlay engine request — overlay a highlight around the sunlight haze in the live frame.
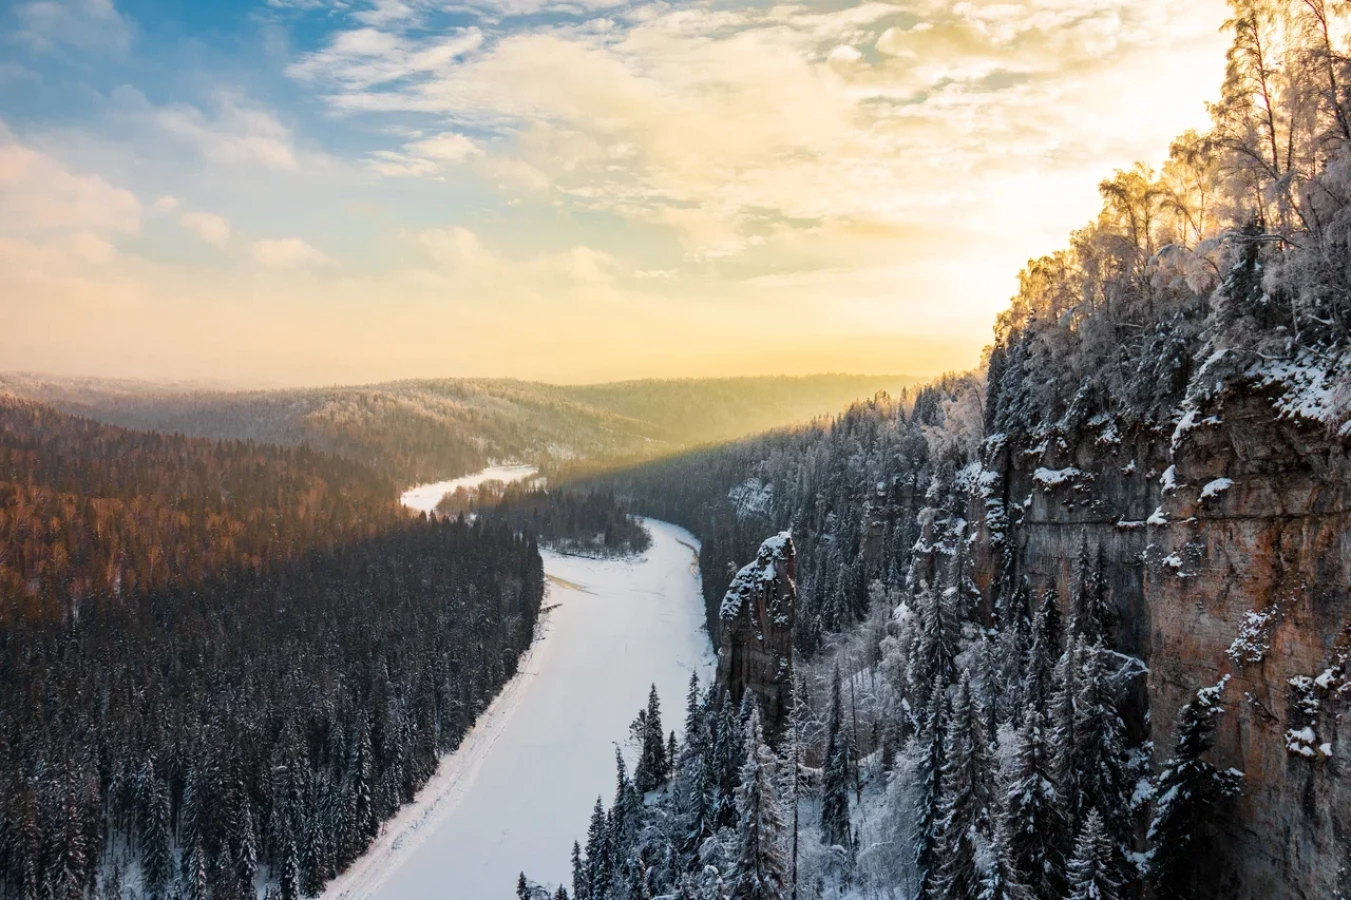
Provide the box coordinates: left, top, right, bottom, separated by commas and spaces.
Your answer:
1, 0, 1230, 385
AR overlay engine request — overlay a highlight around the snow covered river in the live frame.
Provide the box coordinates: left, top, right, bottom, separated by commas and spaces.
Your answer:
322, 473, 714, 899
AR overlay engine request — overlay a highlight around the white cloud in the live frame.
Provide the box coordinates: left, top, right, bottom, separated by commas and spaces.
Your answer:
14, 0, 132, 52
251, 237, 332, 268
179, 211, 231, 247
368, 130, 483, 177
0, 132, 141, 236
153, 93, 300, 170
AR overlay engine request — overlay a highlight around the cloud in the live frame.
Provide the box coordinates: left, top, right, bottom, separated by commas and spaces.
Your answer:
416, 225, 616, 284
0, 132, 141, 236
251, 237, 332, 268
152, 93, 300, 170
368, 130, 483, 176
179, 211, 231, 247
13, 0, 132, 52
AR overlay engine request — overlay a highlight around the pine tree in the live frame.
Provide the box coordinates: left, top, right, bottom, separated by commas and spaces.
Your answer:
184, 836, 208, 900
932, 674, 990, 900
586, 797, 610, 900
1069, 642, 1130, 841
1146, 679, 1243, 900
730, 708, 786, 900
1003, 705, 1067, 900
635, 685, 669, 794
1065, 810, 1120, 900
913, 673, 947, 900
980, 814, 1031, 900
820, 666, 851, 851
572, 841, 590, 900
138, 757, 172, 900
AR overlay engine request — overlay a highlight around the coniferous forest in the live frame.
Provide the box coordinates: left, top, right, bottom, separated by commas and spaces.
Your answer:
0, 400, 544, 899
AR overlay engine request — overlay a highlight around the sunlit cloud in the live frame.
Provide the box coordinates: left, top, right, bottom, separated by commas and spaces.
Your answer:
251, 236, 333, 267
0, 0, 1233, 385
180, 211, 232, 247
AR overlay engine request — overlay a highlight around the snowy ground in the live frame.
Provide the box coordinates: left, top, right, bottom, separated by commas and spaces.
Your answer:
399, 464, 539, 515
320, 515, 714, 900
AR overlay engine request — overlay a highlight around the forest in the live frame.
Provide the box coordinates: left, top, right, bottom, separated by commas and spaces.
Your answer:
0, 376, 918, 488
467, 485, 652, 558
533, 2, 1351, 898
0, 402, 546, 899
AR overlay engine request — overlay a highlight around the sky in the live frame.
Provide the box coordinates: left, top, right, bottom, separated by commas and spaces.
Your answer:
0, 0, 1231, 387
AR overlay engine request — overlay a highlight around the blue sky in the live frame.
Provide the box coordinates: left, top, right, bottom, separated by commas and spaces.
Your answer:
0, 0, 1229, 385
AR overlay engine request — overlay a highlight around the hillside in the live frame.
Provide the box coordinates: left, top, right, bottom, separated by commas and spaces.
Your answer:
0, 373, 918, 487
536, 5, 1351, 899
0, 400, 545, 898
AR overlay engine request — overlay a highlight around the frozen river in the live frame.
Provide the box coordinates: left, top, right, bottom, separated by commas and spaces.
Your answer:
321, 474, 714, 900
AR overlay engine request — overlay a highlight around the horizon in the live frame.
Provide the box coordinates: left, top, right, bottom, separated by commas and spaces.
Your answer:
0, 366, 924, 393
1, 0, 1229, 384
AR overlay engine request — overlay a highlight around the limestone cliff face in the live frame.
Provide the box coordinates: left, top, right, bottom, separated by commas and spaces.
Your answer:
981, 389, 1351, 899
716, 532, 797, 735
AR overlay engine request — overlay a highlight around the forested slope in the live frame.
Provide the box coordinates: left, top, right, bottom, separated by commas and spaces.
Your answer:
0, 403, 546, 900
0, 375, 918, 487
539, 4, 1351, 899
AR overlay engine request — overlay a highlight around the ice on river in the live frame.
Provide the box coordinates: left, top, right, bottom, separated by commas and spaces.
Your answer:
320, 517, 714, 900
399, 464, 539, 515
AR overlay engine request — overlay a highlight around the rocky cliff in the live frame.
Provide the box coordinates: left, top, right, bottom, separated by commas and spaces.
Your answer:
716, 531, 797, 735
981, 388, 1351, 899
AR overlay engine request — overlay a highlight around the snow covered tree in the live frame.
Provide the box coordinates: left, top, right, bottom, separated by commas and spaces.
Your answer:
1065, 810, 1121, 900
1146, 678, 1243, 900
913, 673, 947, 900
730, 708, 787, 900
1068, 643, 1131, 841
585, 797, 611, 900
932, 674, 990, 900
980, 814, 1031, 900
635, 684, 670, 794
820, 666, 852, 852
1003, 705, 1067, 900
138, 758, 171, 900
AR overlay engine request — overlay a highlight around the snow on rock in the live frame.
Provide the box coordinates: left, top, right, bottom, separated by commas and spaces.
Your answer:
1032, 466, 1082, 489
1227, 606, 1280, 665
1160, 465, 1178, 494
1147, 506, 1169, 527
1287, 726, 1320, 758
719, 531, 795, 620
322, 518, 714, 900
1201, 477, 1235, 500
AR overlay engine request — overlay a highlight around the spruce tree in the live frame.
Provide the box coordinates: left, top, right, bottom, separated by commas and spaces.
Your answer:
1003, 705, 1066, 900
636, 685, 669, 794
572, 841, 590, 900
730, 708, 786, 900
1069, 642, 1130, 841
1065, 810, 1120, 900
913, 673, 947, 900
585, 797, 610, 900
1146, 679, 1242, 900
932, 674, 989, 900
820, 666, 851, 851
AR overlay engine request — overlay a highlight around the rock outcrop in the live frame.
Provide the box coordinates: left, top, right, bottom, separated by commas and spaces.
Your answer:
981, 389, 1351, 899
716, 531, 797, 735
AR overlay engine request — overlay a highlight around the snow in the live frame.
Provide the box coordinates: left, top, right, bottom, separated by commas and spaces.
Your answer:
322, 516, 714, 900
1147, 506, 1169, 526
1160, 465, 1177, 494
399, 464, 539, 515
1201, 477, 1234, 500
1032, 466, 1081, 488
